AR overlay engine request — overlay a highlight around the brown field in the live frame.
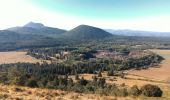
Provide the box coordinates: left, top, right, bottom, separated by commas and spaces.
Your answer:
129, 49, 170, 82
0, 51, 43, 64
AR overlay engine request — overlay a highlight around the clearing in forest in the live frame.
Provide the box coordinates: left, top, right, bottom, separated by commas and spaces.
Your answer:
0, 51, 42, 64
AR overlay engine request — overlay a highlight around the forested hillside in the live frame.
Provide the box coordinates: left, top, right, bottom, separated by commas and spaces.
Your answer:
63, 25, 112, 40
0, 30, 62, 51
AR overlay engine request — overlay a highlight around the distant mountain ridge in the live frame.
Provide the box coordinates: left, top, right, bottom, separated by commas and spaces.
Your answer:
7, 22, 67, 37
7, 22, 170, 38
0, 22, 113, 51
105, 29, 170, 37
24, 22, 45, 29
1, 22, 170, 51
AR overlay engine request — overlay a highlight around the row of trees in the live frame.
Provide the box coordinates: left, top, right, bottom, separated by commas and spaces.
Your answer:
27, 50, 164, 72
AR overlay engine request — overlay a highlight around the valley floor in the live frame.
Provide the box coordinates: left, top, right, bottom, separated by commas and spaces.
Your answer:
0, 49, 170, 99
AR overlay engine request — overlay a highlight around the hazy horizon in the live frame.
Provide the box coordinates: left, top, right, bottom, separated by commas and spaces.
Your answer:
0, 0, 170, 32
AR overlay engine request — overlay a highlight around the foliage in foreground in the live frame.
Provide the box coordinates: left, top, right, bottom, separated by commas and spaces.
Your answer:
0, 65, 163, 97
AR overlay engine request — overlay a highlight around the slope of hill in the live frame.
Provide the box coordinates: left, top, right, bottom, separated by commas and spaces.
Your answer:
8, 22, 67, 37
64, 25, 112, 40
105, 29, 170, 37
0, 84, 138, 100
0, 30, 61, 51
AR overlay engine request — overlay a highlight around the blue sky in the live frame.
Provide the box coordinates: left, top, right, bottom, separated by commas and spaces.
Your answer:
29, 0, 170, 19
0, 0, 170, 32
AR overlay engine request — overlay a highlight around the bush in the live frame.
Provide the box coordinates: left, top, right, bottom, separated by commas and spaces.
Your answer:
95, 88, 109, 96
117, 88, 128, 97
25, 78, 38, 88
75, 74, 80, 80
13, 87, 23, 92
77, 77, 88, 86
129, 85, 141, 96
107, 70, 114, 76
97, 78, 106, 88
141, 84, 163, 97
71, 84, 84, 93
85, 83, 95, 92
98, 71, 102, 77
46, 81, 55, 88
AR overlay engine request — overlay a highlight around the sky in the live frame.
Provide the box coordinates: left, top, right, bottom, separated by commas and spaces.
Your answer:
0, 0, 170, 32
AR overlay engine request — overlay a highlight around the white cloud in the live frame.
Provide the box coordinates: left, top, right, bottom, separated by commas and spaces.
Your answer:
0, 0, 170, 32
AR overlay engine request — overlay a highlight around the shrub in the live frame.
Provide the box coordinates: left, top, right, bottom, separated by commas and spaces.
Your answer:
107, 70, 114, 76
75, 74, 80, 80
77, 77, 88, 86
141, 84, 163, 97
95, 88, 109, 96
120, 83, 126, 87
13, 87, 23, 92
25, 78, 38, 88
97, 78, 106, 88
117, 88, 128, 97
129, 85, 141, 96
98, 71, 102, 77
109, 85, 119, 96
85, 82, 95, 92
71, 84, 84, 93
46, 81, 55, 88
